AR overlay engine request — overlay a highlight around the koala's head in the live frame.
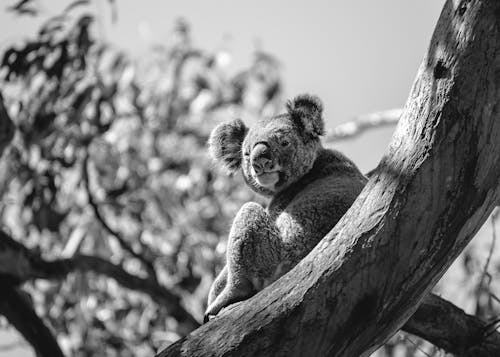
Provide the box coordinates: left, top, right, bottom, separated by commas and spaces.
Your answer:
208, 94, 325, 196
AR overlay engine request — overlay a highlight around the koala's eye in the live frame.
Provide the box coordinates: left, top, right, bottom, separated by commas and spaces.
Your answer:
243, 150, 250, 156
280, 139, 290, 147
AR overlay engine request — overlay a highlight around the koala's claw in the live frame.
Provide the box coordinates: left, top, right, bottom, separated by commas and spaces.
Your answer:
203, 313, 214, 324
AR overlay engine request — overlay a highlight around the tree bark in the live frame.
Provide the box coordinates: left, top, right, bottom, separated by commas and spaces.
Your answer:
158, 0, 500, 356
2, 230, 499, 355
405, 294, 500, 357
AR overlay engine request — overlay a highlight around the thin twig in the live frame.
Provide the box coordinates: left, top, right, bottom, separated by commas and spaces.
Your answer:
82, 153, 158, 282
404, 335, 433, 357
0, 91, 16, 157
476, 209, 498, 315
490, 292, 500, 304
484, 317, 500, 332
477, 208, 500, 340
482, 316, 500, 340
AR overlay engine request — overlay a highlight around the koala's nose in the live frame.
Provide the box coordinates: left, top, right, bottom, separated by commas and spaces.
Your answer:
251, 143, 273, 174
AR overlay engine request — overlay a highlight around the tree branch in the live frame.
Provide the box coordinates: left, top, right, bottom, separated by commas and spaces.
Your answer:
0, 92, 15, 157
158, 1, 500, 356
0, 283, 65, 357
325, 108, 402, 143
0, 229, 200, 333
475, 208, 499, 317
2, 228, 499, 355
404, 294, 500, 357
82, 153, 158, 282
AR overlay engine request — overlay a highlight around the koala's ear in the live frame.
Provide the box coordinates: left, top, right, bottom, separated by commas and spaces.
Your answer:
208, 119, 248, 172
286, 94, 325, 138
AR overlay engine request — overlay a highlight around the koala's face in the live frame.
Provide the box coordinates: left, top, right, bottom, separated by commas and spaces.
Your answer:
209, 94, 325, 196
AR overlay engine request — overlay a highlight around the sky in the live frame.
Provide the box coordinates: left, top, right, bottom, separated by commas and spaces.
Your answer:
0, 1, 445, 355
0, 0, 446, 172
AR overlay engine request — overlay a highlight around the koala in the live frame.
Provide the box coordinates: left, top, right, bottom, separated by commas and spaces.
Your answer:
204, 94, 367, 322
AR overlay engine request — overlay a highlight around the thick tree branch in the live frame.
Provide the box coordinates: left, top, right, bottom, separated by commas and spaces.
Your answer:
2, 229, 498, 354
158, 1, 500, 356
3, 227, 499, 354
0, 283, 65, 357
0, 230, 200, 333
404, 294, 500, 357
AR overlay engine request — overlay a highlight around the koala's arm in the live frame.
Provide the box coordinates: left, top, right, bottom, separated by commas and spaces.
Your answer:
276, 173, 366, 262
205, 172, 365, 322
205, 202, 282, 322
207, 265, 227, 307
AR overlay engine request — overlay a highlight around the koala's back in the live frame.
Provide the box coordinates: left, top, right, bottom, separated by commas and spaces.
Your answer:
268, 148, 367, 267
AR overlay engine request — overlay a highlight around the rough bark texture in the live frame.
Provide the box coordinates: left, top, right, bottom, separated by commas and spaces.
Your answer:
405, 294, 500, 357
158, 0, 500, 356
2, 230, 500, 355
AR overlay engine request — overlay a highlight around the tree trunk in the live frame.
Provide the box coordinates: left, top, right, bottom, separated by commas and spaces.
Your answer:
2, 231, 500, 355
157, 0, 500, 356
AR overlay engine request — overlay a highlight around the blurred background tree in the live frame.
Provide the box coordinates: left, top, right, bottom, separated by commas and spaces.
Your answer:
0, 1, 499, 357
0, 1, 280, 355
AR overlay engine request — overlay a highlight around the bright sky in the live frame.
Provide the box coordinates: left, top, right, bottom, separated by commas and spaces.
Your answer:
1, 0, 445, 172
0, 1, 445, 355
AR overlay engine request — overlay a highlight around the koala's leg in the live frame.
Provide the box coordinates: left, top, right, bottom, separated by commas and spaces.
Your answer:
207, 265, 227, 307
204, 202, 281, 322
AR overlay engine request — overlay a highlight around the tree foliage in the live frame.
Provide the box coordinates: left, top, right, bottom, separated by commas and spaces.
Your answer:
0, 1, 280, 355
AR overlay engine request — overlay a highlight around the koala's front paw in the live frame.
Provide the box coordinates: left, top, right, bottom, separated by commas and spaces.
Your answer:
203, 313, 214, 324
204, 301, 221, 324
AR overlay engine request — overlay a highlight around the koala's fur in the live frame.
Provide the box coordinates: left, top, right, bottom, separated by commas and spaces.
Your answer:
205, 94, 367, 322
